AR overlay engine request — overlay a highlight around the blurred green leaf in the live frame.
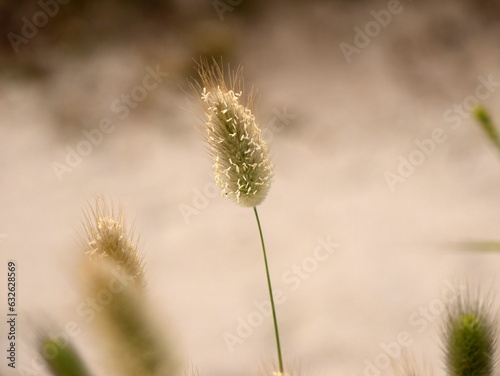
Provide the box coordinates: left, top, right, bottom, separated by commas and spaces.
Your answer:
456, 241, 500, 253
474, 106, 500, 152
42, 338, 93, 376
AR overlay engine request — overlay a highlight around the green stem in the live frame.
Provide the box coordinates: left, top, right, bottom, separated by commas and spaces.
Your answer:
253, 206, 284, 374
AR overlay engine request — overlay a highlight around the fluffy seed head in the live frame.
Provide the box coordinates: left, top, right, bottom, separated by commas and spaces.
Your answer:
444, 293, 497, 376
81, 198, 145, 287
193, 60, 273, 207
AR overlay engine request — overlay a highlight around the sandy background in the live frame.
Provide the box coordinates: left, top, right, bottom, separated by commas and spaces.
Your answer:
2, 0, 500, 375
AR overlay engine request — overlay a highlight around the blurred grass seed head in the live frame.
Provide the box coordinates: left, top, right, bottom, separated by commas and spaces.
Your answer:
444, 296, 497, 376
82, 199, 145, 287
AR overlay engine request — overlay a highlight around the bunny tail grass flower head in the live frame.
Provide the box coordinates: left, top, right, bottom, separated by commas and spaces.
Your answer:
444, 292, 497, 376
192, 60, 286, 374
81, 198, 145, 288
193, 60, 273, 207
81, 200, 178, 376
